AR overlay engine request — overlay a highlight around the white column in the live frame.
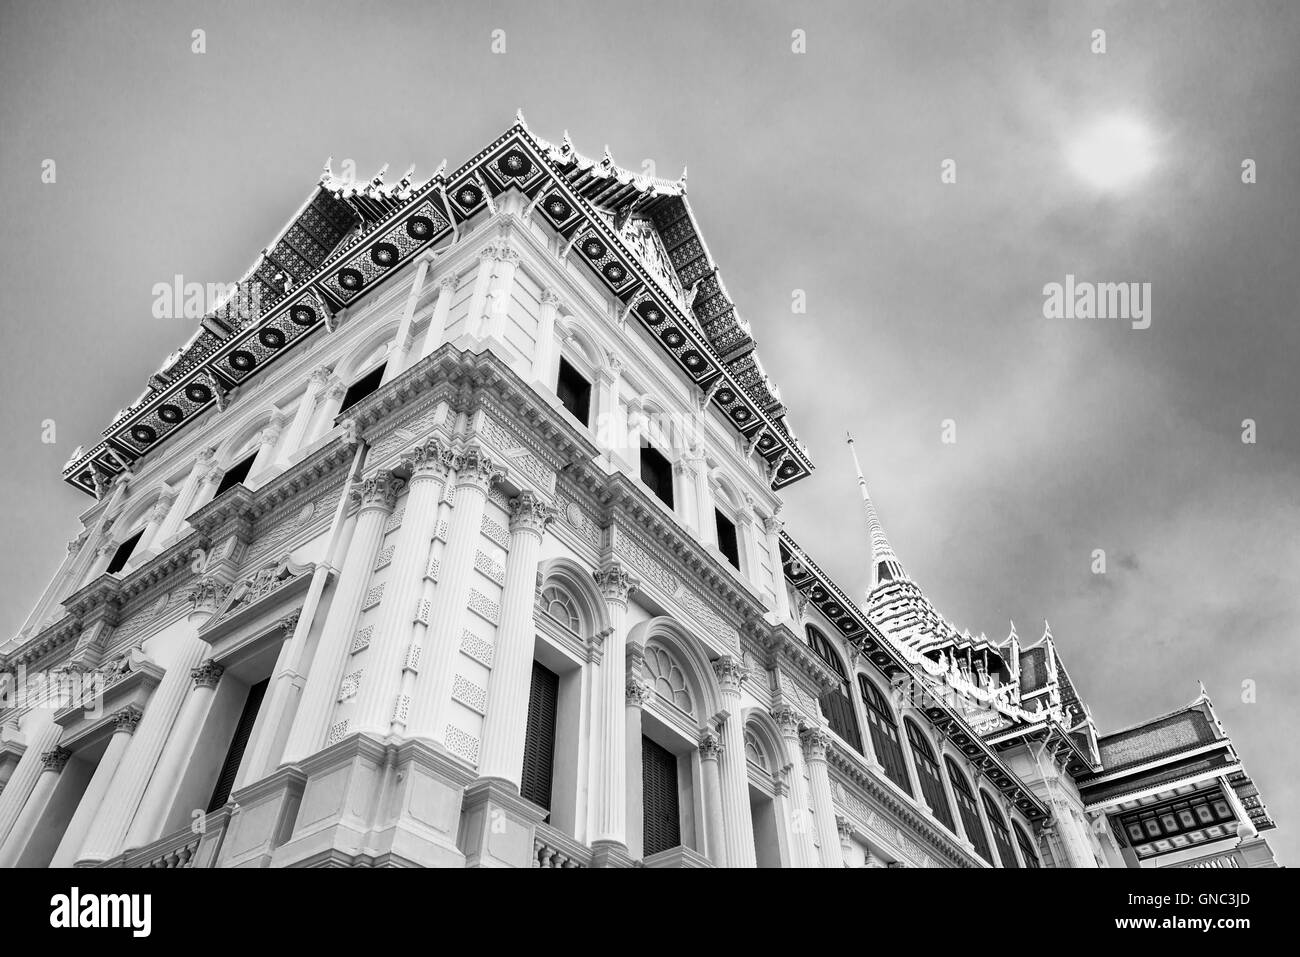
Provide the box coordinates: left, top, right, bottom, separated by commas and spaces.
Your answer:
277, 366, 331, 466
352, 447, 448, 737
282, 470, 404, 761
465, 246, 498, 340
382, 255, 433, 384
1049, 799, 1098, 868
698, 730, 727, 865
304, 379, 348, 448
51, 706, 142, 866
674, 461, 699, 535
125, 660, 224, 848
247, 410, 288, 485
533, 288, 561, 383
477, 492, 554, 784
184, 456, 225, 522
713, 656, 756, 867
593, 359, 623, 461
153, 448, 215, 549
801, 727, 844, 867
131, 489, 178, 563
735, 507, 759, 582
418, 274, 459, 361
773, 706, 818, 867
77, 623, 209, 863
693, 458, 717, 547
591, 561, 637, 849
763, 511, 791, 620
0, 747, 70, 866
412, 446, 503, 739
624, 661, 652, 860
486, 247, 520, 342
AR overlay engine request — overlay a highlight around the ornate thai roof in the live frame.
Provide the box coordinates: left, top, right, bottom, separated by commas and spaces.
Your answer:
61, 114, 814, 497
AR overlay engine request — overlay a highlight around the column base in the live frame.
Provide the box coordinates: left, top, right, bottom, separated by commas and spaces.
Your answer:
216, 766, 308, 868
589, 839, 634, 868
642, 846, 714, 868
270, 733, 474, 868
457, 777, 546, 868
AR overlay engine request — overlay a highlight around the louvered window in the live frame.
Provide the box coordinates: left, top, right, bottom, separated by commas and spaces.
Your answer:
806, 627, 863, 755
207, 678, 268, 812
946, 757, 992, 863
642, 736, 681, 856
982, 792, 1018, 867
520, 662, 559, 815
906, 719, 954, 831
1014, 822, 1041, 868
859, 675, 912, 795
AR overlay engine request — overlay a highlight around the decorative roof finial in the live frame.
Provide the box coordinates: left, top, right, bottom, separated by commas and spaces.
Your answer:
601, 144, 615, 171
678, 164, 688, 191
1042, 619, 1054, 642
1007, 620, 1018, 642
846, 433, 907, 594
320, 156, 334, 184
515, 107, 528, 129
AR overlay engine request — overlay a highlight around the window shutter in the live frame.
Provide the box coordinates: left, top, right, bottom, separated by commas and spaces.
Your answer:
906, 720, 955, 831
946, 757, 993, 864
642, 736, 681, 856
860, 676, 913, 797
982, 792, 1019, 868
207, 678, 268, 813
520, 662, 560, 815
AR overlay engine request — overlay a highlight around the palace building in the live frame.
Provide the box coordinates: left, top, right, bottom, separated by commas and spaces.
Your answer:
0, 117, 1279, 868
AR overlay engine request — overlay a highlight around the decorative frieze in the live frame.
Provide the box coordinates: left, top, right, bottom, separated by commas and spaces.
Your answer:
403, 643, 422, 673
452, 675, 488, 715
325, 720, 349, 747
385, 507, 406, 533
426, 557, 441, 582
392, 694, 411, 725
414, 598, 431, 625
444, 724, 480, 764
374, 545, 395, 570
362, 584, 385, 610
467, 589, 500, 625
459, 631, 494, 668
338, 670, 362, 702
474, 551, 505, 586
480, 516, 510, 551
350, 626, 373, 654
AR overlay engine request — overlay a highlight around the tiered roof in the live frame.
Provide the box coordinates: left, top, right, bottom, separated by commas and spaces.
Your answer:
62, 114, 814, 497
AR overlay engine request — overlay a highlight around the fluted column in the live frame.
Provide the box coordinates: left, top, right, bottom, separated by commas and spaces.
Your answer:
383, 255, 432, 383
762, 511, 791, 620
465, 246, 499, 339
533, 288, 561, 383
591, 561, 637, 848
478, 493, 555, 784
1049, 799, 1098, 868
713, 656, 756, 867
77, 614, 211, 863
0, 717, 62, 850
248, 410, 288, 485
593, 358, 623, 458
133, 489, 177, 561
692, 456, 716, 547
837, 815, 855, 865
124, 660, 224, 848
418, 274, 459, 360
486, 246, 520, 341
414, 446, 504, 741
698, 730, 727, 865
153, 447, 215, 549
278, 366, 331, 466
51, 706, 142, 866
801, 727, 844, 867
773, 705, 817, 867
304, 378, 347, 448
351, 451, 450, 737
281, 470, 404, 761
624, 661, 652, 860
0, 747, 70, 866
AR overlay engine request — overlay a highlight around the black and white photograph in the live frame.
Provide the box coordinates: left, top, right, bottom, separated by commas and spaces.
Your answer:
0, 0, 1294, 934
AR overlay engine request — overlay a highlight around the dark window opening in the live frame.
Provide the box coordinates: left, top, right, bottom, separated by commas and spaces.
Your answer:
555, 357, 591, 427
715, 510, 740, 569
642, 736, 681, 856
982, 792, 1019, 868
946, 757, 993, 864
207, 678, 268, 813
806, 627, 864, 755
906, 719, 955, 832
105, 528, 145, 575
338, 364, 386, 414
214, 453, 257, 498
860, 675, 913, 795
520, 662, 560, 816
1014, 823, 1041, 868
639, 442, 674, 510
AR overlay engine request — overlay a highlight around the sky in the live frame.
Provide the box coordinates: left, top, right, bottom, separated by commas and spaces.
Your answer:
0, 0, 1295, 863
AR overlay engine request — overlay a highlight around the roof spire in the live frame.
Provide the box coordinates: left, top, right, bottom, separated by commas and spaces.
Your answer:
846, 432, 907, 592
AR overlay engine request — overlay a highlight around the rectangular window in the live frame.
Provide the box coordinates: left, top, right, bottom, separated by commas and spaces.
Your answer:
214, 453, 257, 498
338, 364, 387, 414
555, 357, 591, 427
520, 662, 560, 816
639, 442, 674, 510
946, 757, 993, 864
715, 510, 740, 569
642, 736, 681, 856
207, 678, 269, 812
105, 528, 145, 575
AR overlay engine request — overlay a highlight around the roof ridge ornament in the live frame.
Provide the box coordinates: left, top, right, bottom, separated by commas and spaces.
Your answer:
846, 432, 907, 594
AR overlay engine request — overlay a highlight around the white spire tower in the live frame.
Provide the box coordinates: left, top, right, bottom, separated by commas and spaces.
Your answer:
846, 432, 907, 593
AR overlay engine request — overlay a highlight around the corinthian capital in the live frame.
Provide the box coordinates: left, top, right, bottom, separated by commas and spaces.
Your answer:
771, 705, 802, 737
402, 437, 455, 482
113, 705, 144, 735
799, 726, 832, 763
187, 577, 230, 619
452, 446, 504, 492
191, 660, 225, 689
762, 507, 784, 537
593, 561, 637, 605
541, 287, 563, 308
355, 469, 405, 512
508, 491, 556, 536
626, 677, 654, 708
699, 730, 723, 760
712, 655, 746, 695
41, 747, 72, 773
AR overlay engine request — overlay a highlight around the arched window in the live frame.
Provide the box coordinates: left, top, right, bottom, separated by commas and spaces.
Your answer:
905, 720, 953, 830
805, 627, 862, 754
1013, 821, 1040, 868
945, 757, 992, 864
981, 792, 1018, 868
858, 675, 911, 795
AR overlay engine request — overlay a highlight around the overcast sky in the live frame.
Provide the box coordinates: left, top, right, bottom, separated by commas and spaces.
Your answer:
1, 0, 1295, 863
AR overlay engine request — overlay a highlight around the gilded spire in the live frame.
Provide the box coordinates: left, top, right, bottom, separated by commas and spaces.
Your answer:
846, 433, 907, 592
